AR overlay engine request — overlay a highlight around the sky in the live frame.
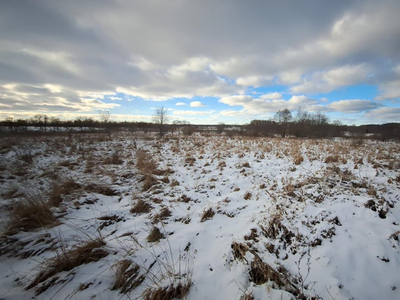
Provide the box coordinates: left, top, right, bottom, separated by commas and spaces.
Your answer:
1, 0, 400, 125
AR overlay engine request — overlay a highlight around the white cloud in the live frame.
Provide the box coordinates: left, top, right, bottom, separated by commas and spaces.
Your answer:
375, 65, 400, 101
109, 97, 122, 101
219, 94, 320, 114
278, 70, 303, 85
291, 64, 372, 94
219, 95, 253, 106
364, 107, 400, 123
173, 110, 216, 116
260, 92, 283, 100
329, 99, 382, 113
236, 76, 273, 87
175, 102, 186, 106
190, 101, 205, 107
0, 84, 120, 114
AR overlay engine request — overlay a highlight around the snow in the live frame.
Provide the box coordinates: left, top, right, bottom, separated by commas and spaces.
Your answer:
0, 133, 399, 299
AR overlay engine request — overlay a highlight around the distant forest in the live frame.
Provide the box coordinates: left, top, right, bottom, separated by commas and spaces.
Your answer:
1, 109, 399, 140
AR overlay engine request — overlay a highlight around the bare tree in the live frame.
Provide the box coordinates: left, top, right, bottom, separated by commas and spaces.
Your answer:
153, 106, 169, 137
275, 108, 292, 137
98, 110, 111, 123
216, 122, 226, 134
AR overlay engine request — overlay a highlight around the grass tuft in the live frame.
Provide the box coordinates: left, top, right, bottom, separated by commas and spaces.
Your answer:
27, 238, 107, 290
112, 259, 145, 294
142, 281, 192, 300
131, 199, 153, 214
147, 227, 164, 243
137, 150, 157, 175
244, 191, 252, 200
7, 190, 57, 234
200, 208, 215, 222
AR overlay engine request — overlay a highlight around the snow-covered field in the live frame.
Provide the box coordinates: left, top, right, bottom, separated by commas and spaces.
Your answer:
0, 132, 399, 300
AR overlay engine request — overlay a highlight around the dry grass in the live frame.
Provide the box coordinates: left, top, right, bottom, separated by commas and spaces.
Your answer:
142, 281, 192, 300
231, 242, 249, 261
325, 155, 339, 163
147, 227, 164, 242
143, 175, 157, 191
185, 157, 196, 167
200, 208, 215, 222
27, 238, 108, 290
131, 199, 153, 214
137, 150, 158, 175
103, 151, 123, 165
48, 179, 81, 206
249, 255, 300, 296
111, 259, 145, 294
153, 207, 172, 222
13, 147, 34, 164
244, 191, 252, 200
178, 194, 192, 203
170, 179, 180, 187
7, 190, 57, 234
293, 155, 304, 165
85, 183, 118, 196
240, 292, 255, 300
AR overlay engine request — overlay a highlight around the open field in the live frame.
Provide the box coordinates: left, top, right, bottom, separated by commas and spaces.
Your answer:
0, 132, 399, 300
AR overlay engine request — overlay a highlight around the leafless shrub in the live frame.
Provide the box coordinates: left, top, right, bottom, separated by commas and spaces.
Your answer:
142, 281, 192, 300
27, 238, 107, 290
111, 259, 145, 294
200, 208, 215, 222
131, 199, 153, 214
147, 227, 164, 242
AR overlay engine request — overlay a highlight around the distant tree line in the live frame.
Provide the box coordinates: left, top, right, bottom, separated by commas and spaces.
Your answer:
1, 109, 399, 140
247, 108, 343, 138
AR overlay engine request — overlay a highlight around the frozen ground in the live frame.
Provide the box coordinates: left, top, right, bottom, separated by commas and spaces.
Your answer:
0, 132, 399, 300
